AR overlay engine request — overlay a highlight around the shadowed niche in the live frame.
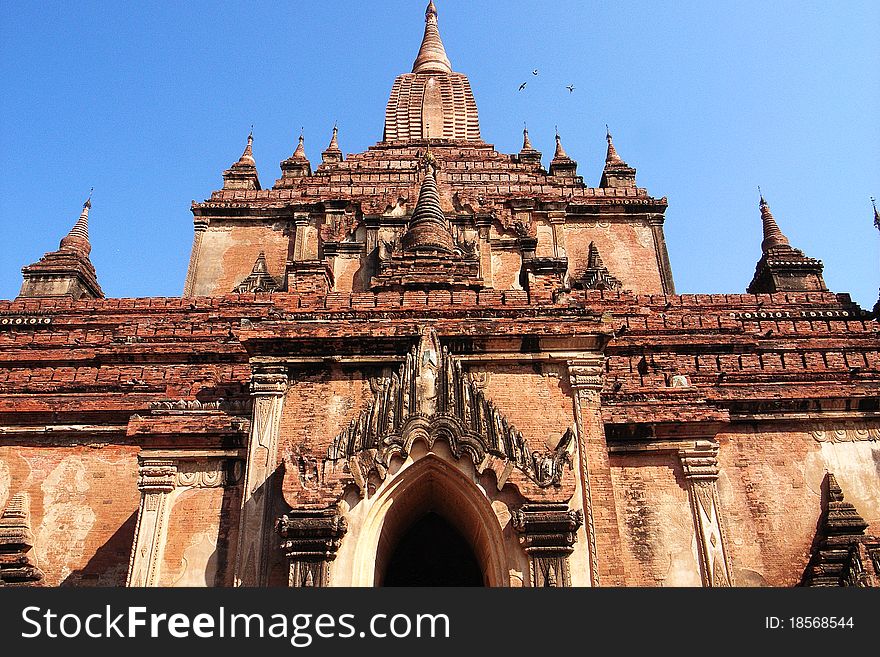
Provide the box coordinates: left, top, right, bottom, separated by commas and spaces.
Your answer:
382, 512, 483, 587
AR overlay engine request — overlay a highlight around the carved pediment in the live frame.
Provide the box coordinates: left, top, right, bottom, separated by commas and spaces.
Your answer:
327, 329, 575, 492
233, 252, 281, 294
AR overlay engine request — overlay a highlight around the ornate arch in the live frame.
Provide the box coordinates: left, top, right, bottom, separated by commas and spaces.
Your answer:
326, 328, 575, 494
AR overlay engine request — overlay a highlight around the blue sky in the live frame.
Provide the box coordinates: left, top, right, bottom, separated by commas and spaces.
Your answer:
1, 0, 878, 306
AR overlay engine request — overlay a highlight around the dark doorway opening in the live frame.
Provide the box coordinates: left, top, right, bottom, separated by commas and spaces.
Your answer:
382, 512, 484, 587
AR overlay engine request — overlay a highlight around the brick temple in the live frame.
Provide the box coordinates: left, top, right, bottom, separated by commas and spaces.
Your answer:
1, 2, 878, 588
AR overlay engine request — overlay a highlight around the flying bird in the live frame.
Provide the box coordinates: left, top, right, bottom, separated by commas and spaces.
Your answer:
532, 69, 539, 76
566, 85, 575, 93
518, 82, 528, 91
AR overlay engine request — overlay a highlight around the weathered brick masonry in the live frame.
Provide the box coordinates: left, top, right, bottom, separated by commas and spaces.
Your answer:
1, 2, 878, 587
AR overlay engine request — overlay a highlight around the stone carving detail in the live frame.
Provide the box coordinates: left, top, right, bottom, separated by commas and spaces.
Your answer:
277, 508, 348, 587
810, 423, 879, 444
0, 493, 44, 586
512, 503, 583, 587
801, 473, 879, 587
678, 441, 734, 587
233, 252, 281, 294
574, 242, 622, 291
148, 398, 252, 414
326, 329, 575, 491
177, 460, 242, 489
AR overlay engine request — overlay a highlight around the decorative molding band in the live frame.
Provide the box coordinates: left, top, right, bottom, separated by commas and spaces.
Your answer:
148, 398, 252, 414
811, 424, 879, 444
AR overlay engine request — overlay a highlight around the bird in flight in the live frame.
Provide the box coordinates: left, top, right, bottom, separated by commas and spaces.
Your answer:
532, 69, 539, 76
566, 85, 575, 93
518, 82, 528, 91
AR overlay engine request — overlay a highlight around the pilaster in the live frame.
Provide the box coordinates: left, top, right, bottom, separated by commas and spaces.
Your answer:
567, 357, 625, 586
183, 219, 208, 298
678, 440, 734, 587
127, 452, 244, 587
233, 363, 288, 586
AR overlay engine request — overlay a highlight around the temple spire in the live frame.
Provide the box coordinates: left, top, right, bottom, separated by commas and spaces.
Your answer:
747, 189, 826, 294
553, 130, 568, 159
19, 196, 104, 300
605, 125, 624, 165
758, 192, 791, 253
872, 197, 879, 231
412, 1, 453, 74
600, 126, 636, 188
322, 124, 343, 164
275, 130, 312, 187
222, 131, 261, 190
238, 129, 255, 166
292, 131, 307, 160
549, 130, 580, 179
59, 193, 93, 255
401, 159, 454, 253
522, 125, 535, 151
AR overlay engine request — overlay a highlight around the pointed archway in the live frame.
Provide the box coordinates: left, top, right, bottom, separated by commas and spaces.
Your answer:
383, 512, 484, 586
351, 453, 509, 587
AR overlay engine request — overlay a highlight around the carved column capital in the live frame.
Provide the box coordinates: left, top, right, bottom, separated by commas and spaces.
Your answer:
513, 503, 583, 587
277, 508, 348, 587
678, 439, 720, 481
137, 459, 178, 495
566, 357, 605, 391
250, 363, 289, 397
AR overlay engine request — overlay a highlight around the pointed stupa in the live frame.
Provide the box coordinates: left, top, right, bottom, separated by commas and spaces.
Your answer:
239, 132, 256, 166
518, 124, 542, 165
600, 127, 637, 188
222, 131, 261, 191
553, 132, 569, 160
522, 125, 535, 152
322, 125, 343, 164
605, 126, 624, 166
549, 131, 579, 178
59, 196, 92, 256
759, 194, 791, 253
292, 133, 307, 160
412, 1, 453, 74
401, 158, 454, 253
384, 2, 480, 142
747, 191, 826, 294
19, 196, 104, 299
275, 132, 312, 186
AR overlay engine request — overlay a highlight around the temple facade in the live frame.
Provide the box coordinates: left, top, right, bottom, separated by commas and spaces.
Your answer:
1, 2, 878, 588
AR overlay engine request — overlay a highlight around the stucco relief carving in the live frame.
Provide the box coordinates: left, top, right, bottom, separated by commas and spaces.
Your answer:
325, 329, 575, 493
810, 423, 879, 443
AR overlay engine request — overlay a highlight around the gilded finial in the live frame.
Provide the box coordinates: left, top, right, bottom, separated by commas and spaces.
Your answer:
84, 187, 93, 209
872, 196, 879, 231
